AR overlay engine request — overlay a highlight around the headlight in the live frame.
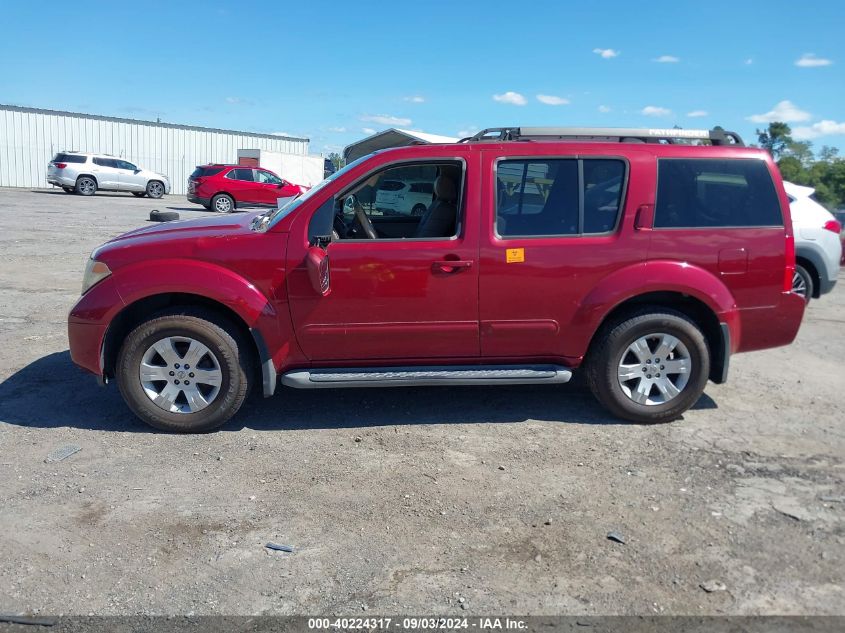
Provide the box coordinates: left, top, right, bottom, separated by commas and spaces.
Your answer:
81, 257, 111, 295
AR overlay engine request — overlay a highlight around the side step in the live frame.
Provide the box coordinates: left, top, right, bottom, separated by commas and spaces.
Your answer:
281, 364, 573, 389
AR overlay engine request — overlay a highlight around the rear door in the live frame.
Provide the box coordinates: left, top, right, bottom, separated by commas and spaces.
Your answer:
478, 146, 653, 361
223, 168, 258, 205
91, 157, 120, 189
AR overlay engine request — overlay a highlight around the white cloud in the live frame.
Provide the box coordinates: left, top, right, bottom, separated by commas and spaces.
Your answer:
745, 58, 754, 65
493, 91, 527, 106
593, 48, 619, 59
795, 53, 833, 67
598, 105, 611, 113
457, 127, 479, 138
641, 105, 672, 117
792, 120, 845, 140
536, 94, 570, 106
653, 55, 680, 63
361, 127, 376, 135
687, 110, 709, 118
360, 114, 412, 126
403, 96, 425, 103
271, 131, 292, 137
327, 126, 346, 133
747, 100, 811, 123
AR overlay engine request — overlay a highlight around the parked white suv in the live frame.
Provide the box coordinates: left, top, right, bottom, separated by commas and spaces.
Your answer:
785, 181, 841, 300
47, 152, 171, 198
375, 179, 434, 216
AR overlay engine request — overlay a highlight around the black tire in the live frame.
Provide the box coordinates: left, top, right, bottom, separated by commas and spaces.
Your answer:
149, 210, 179, 222
211, 193, 235, 213
585, 308, 710, 424
75, 176, 97, 196
116, 309, 253, 433
132, 191, 146, 198
62, 186, 74, 194
792, 264, 813, 302
411, 204, 426, 216
146, 180, 165, 199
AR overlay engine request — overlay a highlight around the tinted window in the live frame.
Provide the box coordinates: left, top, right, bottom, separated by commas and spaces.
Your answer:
583, 160, 626, 233
655, 159, 782, 228
117, 160, 137, 171
496, 160, 579, 236
54, 153, 87, 164
93, 157, 120, 168
226, 168, 254, 182
191, 166, 224, 178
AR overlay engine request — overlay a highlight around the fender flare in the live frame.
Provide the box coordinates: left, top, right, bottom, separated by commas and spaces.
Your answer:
794, 242, 828, 296
106, 259, 280, 396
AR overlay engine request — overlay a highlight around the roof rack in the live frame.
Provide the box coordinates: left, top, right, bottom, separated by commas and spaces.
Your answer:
461, 127, 744, 146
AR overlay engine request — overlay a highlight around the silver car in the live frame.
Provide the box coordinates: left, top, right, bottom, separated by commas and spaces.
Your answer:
47, 152, 171, 198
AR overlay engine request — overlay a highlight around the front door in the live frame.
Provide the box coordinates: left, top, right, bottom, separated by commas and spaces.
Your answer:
287, 155, 480, 362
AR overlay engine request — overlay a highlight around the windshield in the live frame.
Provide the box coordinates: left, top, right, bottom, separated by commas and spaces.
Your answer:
253, 154, 374, 232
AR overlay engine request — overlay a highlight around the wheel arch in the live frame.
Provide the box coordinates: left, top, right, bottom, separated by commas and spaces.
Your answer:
794, 244, 823, 299
76, 173, 99, 186
103, 289, 277, 397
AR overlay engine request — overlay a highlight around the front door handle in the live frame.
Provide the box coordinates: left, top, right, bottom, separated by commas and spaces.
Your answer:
432, 260, 473, 274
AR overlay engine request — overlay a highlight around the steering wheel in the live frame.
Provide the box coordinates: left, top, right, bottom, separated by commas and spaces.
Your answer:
347, 194, 378, 239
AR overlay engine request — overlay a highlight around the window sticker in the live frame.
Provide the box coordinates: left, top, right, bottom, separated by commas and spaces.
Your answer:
506, 248, 525, 263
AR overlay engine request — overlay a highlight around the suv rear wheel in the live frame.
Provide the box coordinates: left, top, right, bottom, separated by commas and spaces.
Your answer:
792, 264, 813, 302
116, 309, 253, 432
212, 193, 235, 213
586, 309, 710, 424
75, 176, 97, 196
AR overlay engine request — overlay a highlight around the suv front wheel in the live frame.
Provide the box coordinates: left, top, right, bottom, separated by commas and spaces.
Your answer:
586, 309, 710, 424
116, 309, 253, 432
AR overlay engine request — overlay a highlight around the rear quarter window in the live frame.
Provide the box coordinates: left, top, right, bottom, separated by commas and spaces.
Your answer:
53, 153, 87, 164
655, 158, 782, 228
191, 166, 224, 178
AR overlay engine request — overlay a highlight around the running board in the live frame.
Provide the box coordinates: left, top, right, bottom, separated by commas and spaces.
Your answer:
281, 364, 573, 389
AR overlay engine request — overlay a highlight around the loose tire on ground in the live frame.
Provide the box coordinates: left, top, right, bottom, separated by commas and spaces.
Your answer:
211, 193, 235, 213
149, 210, 179, 222
75, 176, 97, 196
585, 308, 710, 424
116, 309, 253, 433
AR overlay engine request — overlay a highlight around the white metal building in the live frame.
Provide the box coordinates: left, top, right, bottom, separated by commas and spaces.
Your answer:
0, 105, 309, 195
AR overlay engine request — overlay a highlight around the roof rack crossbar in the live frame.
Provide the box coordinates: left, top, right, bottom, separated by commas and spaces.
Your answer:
462, 127, 744, 146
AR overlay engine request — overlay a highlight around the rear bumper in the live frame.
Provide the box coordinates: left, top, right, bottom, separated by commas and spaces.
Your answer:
188, 194, 210, 206
735, 291, 806, 353
48, 175, 76, 187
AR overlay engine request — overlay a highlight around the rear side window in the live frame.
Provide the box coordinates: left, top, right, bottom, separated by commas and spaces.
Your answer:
226, 168, 254, 182
191, 166, 224, 178
54, 153, 87, 164
655, 159, 782, 228
496, 158, 626, 237
93, 157, 119, 168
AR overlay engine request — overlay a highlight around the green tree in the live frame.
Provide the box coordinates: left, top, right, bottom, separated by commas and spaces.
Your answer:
777, 156, 804, 183
818, 145, 840, 162
785, 141, 814, 167
757, 122, 793, 160
327, 152, 345, 172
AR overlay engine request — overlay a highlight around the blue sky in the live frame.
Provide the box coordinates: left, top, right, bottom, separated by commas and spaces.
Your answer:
2, 0, 844, 155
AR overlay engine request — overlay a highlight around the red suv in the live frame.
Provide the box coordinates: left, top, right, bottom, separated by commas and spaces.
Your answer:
188, 164, 306, 213
69, 127, 806, 432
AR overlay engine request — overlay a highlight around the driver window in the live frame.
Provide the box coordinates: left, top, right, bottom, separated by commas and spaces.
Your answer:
255, 170, 282, 184
333, 161, 463, 240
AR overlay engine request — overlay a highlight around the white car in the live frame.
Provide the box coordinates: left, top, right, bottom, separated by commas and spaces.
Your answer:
374, 179, 433, 216
785, 181, 842, 300
47, 152, 171, 198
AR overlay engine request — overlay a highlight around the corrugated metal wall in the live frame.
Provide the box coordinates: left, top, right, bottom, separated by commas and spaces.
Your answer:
0, 105, 309, 195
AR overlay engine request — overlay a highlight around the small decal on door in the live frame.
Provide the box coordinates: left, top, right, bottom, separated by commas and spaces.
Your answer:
506, 248, 525, 263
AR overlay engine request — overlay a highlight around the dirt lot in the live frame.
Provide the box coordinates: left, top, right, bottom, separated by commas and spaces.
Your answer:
0, 187, 843, 616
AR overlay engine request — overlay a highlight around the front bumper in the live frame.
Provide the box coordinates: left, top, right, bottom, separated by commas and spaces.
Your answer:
68, 277, 125, 378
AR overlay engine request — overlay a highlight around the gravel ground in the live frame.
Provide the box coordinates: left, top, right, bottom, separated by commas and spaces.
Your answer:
0, 188, 843, 616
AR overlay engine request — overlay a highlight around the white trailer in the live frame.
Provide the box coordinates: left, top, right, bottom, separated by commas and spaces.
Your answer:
237, 149, 324, 187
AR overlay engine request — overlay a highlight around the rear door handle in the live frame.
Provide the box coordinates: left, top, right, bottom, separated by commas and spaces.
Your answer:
432, 260, 473, 274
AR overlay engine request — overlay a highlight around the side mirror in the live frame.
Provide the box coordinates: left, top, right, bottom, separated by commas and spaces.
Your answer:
305, 246, 331, 296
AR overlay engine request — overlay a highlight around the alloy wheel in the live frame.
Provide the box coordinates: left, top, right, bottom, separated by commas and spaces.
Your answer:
791, 270, 808, 298
214, 196, 232, 213
617, 333, 692, 405
148, 182, 164, 198
139, 336, 223, 414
